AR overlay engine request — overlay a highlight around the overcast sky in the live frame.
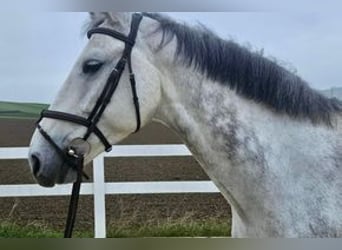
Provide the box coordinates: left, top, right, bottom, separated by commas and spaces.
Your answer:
0, 12, 341, 103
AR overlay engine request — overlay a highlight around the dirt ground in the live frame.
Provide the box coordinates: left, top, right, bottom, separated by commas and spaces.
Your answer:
0, 119, 231, 232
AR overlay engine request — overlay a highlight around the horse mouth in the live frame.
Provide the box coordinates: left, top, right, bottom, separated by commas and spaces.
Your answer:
34, 167, 78, 187
31, 159, 78, 187
35, 175, 56, 187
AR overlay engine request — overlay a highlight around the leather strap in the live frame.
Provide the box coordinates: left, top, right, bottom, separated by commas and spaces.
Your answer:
87, 27, 135, 46
64, 157, 84, 238
39, 110, 112, 152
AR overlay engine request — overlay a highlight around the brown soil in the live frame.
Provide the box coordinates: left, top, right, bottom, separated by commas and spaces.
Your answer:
0, 119, 231, 233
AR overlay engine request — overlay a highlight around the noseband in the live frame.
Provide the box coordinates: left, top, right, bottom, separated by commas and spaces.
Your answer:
35, 13, 144, 237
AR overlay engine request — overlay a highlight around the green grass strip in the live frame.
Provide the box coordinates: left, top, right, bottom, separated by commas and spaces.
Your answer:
0, 101, 48, 119
0, 218, 230, 238
107, 219, 230, 238
0, 221, 92, 238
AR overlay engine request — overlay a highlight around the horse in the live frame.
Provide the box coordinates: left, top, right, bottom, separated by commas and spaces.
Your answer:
28, 12, 342, 237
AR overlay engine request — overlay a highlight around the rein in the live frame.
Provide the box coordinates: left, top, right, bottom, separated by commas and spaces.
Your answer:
64, 155, 84, 238
35, 13, 144, 238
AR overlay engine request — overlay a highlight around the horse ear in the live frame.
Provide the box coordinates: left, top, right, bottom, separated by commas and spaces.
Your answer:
88, 12, 130, 28
88, 12, 107, 26
105, 12, 130, 27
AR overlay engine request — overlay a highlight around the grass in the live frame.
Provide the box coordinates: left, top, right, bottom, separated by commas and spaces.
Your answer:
0, 221, 61, 238
0, 101, 48, 119
0, 220, 91, 238
107, 217, 230, 238
0, 218, 230, 238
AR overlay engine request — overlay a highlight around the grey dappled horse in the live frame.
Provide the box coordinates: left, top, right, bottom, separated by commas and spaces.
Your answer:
29, 13, 342, 237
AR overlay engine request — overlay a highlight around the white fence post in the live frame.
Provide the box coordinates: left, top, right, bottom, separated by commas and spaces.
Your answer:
93, 154, 106, 238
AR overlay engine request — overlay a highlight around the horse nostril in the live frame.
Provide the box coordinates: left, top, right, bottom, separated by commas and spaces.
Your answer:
31, 154, 41, 176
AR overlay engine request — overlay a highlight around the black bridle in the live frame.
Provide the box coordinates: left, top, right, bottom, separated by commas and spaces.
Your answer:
35, 13, 144, 238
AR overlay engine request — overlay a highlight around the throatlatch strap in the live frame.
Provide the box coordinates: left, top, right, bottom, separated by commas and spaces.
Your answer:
127, 53, 141, 132
84, 13, 143, 136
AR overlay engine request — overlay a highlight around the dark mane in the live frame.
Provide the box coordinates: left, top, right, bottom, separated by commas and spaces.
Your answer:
143, 13, 342, 125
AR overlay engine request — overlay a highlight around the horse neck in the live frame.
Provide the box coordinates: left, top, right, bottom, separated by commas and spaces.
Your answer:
153, 41, 342, 236
153, 45, 271, 201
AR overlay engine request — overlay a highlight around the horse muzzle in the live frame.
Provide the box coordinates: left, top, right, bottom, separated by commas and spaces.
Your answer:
28, 136, 89, 187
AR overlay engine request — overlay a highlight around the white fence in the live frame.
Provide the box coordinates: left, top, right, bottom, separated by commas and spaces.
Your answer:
0, 145, 219, 238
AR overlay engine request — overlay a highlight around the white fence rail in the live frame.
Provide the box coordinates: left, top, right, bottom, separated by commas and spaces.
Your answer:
0, 145, 219, 238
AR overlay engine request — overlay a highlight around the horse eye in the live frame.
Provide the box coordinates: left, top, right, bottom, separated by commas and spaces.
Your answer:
82, 60, 104, 74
